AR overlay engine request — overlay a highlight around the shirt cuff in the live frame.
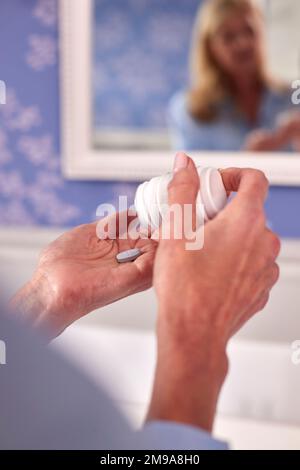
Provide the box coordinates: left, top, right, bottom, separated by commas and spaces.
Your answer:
135, 420, 229, 450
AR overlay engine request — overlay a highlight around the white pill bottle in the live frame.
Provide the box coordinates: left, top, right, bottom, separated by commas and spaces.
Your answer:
134, 167, 227, 230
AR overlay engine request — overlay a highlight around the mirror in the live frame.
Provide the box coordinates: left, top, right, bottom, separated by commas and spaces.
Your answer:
91, 0, 300, 153
60, 0, 300, 182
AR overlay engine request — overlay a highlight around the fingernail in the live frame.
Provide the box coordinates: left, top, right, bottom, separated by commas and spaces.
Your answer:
173, 152, 188, 173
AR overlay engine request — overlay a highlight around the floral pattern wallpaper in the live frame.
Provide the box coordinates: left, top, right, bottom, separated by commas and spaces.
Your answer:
0, 0, 299, 236
93, 0, 200, 129
0, 0, 137, 227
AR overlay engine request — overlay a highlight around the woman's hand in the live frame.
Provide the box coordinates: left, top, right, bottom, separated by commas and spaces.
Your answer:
244, 112, 300, 151
147, 154, 280, 432
10, 212, 157, 340
243, 128, 286, 151
276, 111, 300, 152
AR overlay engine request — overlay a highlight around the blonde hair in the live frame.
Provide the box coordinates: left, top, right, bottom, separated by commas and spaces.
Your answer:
187, 0, 271, 122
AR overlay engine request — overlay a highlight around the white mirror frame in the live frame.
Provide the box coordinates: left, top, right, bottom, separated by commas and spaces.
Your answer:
59, 0, 300, 184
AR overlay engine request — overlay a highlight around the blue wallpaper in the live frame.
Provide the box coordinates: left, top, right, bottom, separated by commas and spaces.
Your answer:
0, 0, 300, 238
93, 0, 199, 129
0, 0, 137, 226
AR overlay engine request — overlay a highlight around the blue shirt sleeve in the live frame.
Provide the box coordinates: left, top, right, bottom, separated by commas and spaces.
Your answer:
0, 311, 228, 450
135, 421, 228, 450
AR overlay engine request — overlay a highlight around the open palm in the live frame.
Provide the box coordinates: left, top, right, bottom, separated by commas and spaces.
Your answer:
17, 212, 157, 337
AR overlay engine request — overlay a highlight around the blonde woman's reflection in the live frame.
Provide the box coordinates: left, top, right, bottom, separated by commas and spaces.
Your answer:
169, 0, 300, 152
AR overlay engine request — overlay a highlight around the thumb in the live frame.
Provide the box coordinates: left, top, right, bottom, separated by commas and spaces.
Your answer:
163, 153, 200, 239
167, 152, 200, 208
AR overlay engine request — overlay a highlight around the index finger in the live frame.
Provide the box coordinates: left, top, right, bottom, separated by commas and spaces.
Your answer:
220, 167, 269, 208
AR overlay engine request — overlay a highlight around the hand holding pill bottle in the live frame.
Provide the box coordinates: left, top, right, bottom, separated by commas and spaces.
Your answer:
134, 166, 227, 231
147, 153, 281, 433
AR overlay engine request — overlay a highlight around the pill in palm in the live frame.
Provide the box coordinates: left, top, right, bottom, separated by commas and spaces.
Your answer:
116, 248, 142, 263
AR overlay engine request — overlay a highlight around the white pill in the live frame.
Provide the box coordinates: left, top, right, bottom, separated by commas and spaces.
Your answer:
116, 248, 142, 263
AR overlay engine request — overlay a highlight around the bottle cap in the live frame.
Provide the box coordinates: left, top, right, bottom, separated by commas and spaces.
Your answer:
134, 166, 227, 230
198, 167, 227, 220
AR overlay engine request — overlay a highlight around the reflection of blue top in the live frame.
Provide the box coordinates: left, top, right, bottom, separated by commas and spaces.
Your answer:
168, 88, 294, 151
